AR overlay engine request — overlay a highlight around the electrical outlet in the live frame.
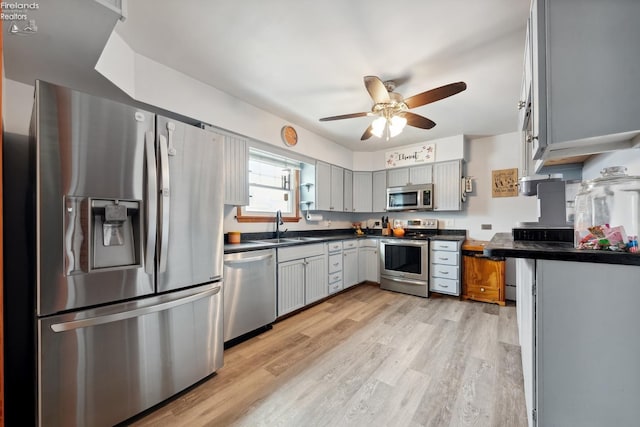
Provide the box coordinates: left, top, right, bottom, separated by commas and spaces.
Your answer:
444, 219, 455, 227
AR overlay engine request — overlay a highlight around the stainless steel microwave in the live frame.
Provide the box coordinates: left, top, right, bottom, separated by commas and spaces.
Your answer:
386, 184, 433, 211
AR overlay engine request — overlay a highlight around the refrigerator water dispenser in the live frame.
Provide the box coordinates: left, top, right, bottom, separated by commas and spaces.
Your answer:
91, 199, 141, 269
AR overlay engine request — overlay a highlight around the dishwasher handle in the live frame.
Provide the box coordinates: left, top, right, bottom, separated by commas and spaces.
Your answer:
224, 253, 274, 265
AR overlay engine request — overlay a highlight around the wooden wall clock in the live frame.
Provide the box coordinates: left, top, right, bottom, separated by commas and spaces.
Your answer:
281, 125, 298, 147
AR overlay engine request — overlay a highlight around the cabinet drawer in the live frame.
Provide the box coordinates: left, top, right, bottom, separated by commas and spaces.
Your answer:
431, 264, 458, 279
328, 271, 342, 285
327, 241, 343, 253
328, 254, 342, 273
328, 280, 343, 294
465, 283, 500, 302
278, 243, 325, 262
431, 250, 459, 266
430, 277, 459, 295
358, 239, 377, 248
343, 240, 358, 249
431, 240, 458, 251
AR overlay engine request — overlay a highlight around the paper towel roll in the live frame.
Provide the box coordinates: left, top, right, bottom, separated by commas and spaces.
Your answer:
306, 213, 323, 221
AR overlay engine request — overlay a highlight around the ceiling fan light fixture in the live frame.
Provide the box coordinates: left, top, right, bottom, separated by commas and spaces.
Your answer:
389, 115, 407, 137
371, 116, 387, 138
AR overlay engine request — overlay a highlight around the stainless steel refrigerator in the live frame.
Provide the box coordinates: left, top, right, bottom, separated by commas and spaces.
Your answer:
4, 80, 224, 426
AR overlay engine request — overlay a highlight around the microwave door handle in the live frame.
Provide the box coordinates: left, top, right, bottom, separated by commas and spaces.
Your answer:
158, 133, 171, 273
144, 131, 157, 275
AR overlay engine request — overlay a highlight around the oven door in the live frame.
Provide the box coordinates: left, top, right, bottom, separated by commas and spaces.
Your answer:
379, 239, 428, 282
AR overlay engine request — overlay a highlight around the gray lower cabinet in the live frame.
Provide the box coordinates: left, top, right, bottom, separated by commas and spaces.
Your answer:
357, 239, 379, 283
342, 240, 359, 289
429, 240, 461, 296
517, 258, 640, 426
277, 244, 327, 316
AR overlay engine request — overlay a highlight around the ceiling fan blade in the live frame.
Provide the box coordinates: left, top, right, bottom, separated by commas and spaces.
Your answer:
400, 111, 436, 129
319, 112, 371, 121
403, 82, 467, 109
364, 76, 391, 104
360, 125, 374, 140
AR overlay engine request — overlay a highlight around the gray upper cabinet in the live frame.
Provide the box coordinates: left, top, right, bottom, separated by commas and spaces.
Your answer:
386, 164, 433, 187
433, 160, 462, 211
315, 161, 347, 211
528, 0, 640, 161
372, 170, 387, 212
223, 134, 249, 206
330, 165, 344, 211
409, 165, 433, 185
315, 161, 331, 210
352, 171, 372, 212
386, 168, 409, 187
343, 169, 353, 212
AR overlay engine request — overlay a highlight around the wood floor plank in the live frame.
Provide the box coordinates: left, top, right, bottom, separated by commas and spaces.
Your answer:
129, 283, 527, 427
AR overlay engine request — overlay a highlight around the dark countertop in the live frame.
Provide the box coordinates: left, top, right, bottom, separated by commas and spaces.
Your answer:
484, 232, 640, 266
224, 230, 467, 254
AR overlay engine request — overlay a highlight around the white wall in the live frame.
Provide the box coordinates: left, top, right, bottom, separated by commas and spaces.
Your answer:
97, 32, 354, 170
582, 148, 640, 180
353, 132, 538, 240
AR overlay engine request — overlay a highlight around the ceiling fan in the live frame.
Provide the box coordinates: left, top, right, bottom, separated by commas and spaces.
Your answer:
319, 76, 467, 141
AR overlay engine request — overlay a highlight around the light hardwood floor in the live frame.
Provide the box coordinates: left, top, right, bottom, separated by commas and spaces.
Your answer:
130, 283, 527, 427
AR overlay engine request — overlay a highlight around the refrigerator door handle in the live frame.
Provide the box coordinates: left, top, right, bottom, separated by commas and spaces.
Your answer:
50, 285, 221, 332
145, 131, 158, 275
158, 133, 171, 273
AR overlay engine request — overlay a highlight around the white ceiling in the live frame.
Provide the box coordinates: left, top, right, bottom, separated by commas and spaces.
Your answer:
114, 0, 530, 151
3, 0, 530, 152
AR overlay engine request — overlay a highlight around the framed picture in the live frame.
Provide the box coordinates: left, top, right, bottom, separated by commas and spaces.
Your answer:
492, 168, 519, 197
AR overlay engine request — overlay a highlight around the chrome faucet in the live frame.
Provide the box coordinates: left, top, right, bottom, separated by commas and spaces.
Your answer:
275, 210, 285, 239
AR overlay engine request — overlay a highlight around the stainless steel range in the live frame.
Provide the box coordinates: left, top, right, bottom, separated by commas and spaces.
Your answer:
379, 218, 438, 297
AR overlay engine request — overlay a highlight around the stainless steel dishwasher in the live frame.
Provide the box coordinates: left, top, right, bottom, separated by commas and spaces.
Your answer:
223, 248, 277, 343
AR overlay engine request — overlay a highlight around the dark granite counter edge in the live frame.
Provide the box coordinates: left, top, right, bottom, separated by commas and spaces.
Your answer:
224, 229, 467, 254
484, 232, 640, 266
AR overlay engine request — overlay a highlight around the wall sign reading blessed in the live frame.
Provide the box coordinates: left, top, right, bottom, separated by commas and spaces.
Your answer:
385, 143, 435, 168
492, 168, 519, 198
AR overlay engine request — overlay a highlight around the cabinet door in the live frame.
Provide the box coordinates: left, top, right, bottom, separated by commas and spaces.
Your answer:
278, 260, 306, 316
342, 248, 358, 288
433, 160, 462, 211
223, 135, 249, 205
409, 165, 433, 184
305, 255, 327, 304
515, 258, 536, 427
352, 171, 372, 212
372, 170, 387, 212
343, 169, 353, 212
387, 168, 409, 187
315, 161, 331, 211
330, 165, 344, 211
358, 246, 379, 283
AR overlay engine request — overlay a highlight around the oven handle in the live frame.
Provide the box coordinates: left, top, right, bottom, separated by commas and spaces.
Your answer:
380, 239, 428, 247
381, 276, 429, 286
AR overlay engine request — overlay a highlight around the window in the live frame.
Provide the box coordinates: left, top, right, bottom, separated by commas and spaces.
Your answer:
236, 148, 301, 222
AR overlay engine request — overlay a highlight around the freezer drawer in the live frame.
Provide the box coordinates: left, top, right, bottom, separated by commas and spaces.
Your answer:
38, 283, 223, 427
